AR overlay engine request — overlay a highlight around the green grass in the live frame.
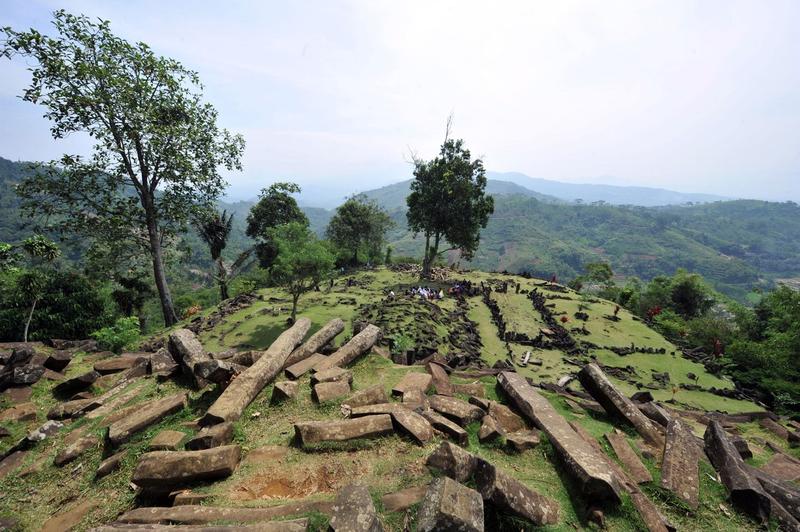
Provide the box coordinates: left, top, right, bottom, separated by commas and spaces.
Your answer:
0, 266, 772, 530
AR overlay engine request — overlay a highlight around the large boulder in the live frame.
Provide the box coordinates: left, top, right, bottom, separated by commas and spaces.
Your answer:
168, 329, 212, 388
53, 370, 100, 397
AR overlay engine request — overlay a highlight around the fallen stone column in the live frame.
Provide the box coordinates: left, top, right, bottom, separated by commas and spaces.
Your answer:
313, 324, 381, 372
115, 500, 332, 524
661, 418, 699, 509
475, 459, 560, 526
168, 329, 212, 388
704, 420, 771, 523
605, 430, 652, 485
107, 392, 187, 446
283, 318, 344, 368
578, 363, 664, 448
295, 414, 393, 446
497, 371, 621, 503
91, 520, 309, 531
285, 353, 326, 380
349, 403, 433, 445
200, 318, 311, 426
569, 421, 671, 532
747, 465, 800, 521
421, 410, 469, 446
428, 395, 484, 426
132, 445, 241, 492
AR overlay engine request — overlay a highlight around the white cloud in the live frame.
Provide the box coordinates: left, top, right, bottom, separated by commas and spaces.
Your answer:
1, 0, 799, 201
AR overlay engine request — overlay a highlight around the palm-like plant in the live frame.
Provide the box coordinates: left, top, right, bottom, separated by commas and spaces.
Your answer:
196, 210, 235, 300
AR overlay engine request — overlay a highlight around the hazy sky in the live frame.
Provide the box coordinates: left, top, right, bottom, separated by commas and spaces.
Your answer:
2, 1, 799, 201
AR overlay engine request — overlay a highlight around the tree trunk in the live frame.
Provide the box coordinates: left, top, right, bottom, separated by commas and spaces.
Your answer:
144, 202, 179, 326
216, 257, 229, 301
291, 292, 299, 323
422, 233, 432, 278
23, 297, 38, 343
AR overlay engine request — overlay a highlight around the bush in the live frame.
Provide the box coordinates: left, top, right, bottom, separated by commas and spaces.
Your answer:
91, 317, 140, 353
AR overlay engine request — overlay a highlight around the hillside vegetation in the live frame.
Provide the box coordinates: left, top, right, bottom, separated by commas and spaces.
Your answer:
3, 267, 791, 531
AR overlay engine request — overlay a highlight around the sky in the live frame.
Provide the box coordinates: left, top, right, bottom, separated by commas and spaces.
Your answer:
1, 0, 799, 202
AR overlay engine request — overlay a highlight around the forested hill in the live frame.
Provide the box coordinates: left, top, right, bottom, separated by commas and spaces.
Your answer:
378, 195, 800, 301
2, 156, 798, 300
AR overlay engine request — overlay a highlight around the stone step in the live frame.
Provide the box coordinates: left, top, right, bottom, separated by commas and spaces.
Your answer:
107, 392, 187, 446
132, 445, 241, 492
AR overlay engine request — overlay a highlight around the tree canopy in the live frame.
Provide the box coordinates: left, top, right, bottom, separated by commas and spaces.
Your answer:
246, 182, 308, 270
269, 222, 334, 322
407, 136, 494, 276
326, 194, 393, 265
2, 10, 244, 325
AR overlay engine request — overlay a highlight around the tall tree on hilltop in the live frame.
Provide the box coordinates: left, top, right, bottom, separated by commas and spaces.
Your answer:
326, 194, 393, 266
246, 182, 308, 270
406, 121, 494, 277
2, 11, 245, 326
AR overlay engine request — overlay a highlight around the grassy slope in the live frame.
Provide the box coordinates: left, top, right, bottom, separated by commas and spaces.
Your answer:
0, 267, 785, 531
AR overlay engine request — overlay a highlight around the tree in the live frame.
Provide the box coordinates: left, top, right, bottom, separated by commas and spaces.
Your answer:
407, 129, 494, 277
326, 194, 393, 265
584, 262, 614, 284
246, 182, 308, 269
269, 222, 334, 322
196, 209, 234, 300
2, 11, 245, 326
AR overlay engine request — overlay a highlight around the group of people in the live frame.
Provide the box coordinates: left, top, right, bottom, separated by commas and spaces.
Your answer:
407, 286, 444, 300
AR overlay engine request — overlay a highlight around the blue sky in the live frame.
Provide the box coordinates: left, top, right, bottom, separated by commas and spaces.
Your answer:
2, 0, 799, 201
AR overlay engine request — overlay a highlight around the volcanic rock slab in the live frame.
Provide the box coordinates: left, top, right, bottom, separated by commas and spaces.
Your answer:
391, 372, 432, 396
342, 384, 389, 409
498, 371, 622, 503
132, 445, 241, 492
578, 363, 664, 448
475, 459, 560, 526
149, 347, 179, 379
329, 484, 383, 532
169, 329, 212, 388
185, 422, 234, 450
271, 380, 299, 402
605, 430, 653, 485
201, 318, 310, 426
115, 503, 328, 525
313, 380, 351, 403
283, 317, 344, 368
54, 434, 98, 466
43, 350, 72, 372
107, 392, 187, 446
428, 395, 484, 426
311, 367, 352, 385
417, 476, 484, 532
53, 370, 100, 397
506, 430, 541, 453
149, 430, 187, 451
381, 484, 429, 513
661, 418, 699, 509
421, 410, 469, 446
284, 353, 326, 380
295, 414, 393, 446
488, 401, 526, 433
427, 361, 453, 396
312, 324, 381, 372
96, 450, 126, 479
704, 420, 771, 523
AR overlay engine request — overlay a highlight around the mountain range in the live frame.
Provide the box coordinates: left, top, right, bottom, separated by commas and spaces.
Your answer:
1, 156, 797, 301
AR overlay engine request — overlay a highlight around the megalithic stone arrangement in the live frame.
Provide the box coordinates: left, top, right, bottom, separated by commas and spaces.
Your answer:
312, 324, 382, 372
200, 318, 311, 426
283, 318, 345, 368
497, 371, 622, 504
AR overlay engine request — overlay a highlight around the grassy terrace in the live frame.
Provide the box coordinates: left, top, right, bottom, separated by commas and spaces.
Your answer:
0, 266, 780, 530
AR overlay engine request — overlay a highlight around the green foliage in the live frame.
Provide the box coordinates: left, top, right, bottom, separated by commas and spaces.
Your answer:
246, 182, 308, 269
0, 269, 112, 341
389, 333, 413, 355
91, 316, 141, 353
2, 10, 245, 326
269, 222, 335, 321
326, 194, 393, 266
585, 261, 614, 283
407, 133, 494, 276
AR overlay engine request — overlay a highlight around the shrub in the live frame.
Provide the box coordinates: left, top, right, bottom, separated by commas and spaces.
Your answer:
91, 317, 140, 353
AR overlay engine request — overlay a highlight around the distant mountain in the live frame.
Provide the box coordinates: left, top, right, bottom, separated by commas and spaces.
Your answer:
488, 171, 730, 206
